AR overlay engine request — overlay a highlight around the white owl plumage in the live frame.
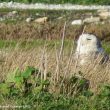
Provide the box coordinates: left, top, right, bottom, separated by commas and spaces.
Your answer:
75, 33, 108, 65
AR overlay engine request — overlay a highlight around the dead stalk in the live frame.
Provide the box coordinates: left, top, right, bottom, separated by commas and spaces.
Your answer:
55, 22, 67, 82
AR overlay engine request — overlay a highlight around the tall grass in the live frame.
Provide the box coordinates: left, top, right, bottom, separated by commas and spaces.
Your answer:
0, 22, 110, 41
0, 24, 109, 93
0, 22, 110, 109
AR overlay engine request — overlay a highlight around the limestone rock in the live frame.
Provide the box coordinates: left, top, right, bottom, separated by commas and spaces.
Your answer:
97, 9, 110, 20
34, 17, 48, 23
26, 17, 33, 22
83, 17, 100, 24
71, 19, 83, 25
12, 10, 18, 15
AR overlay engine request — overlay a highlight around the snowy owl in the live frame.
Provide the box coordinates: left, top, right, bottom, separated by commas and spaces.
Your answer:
75, 33, 108, 65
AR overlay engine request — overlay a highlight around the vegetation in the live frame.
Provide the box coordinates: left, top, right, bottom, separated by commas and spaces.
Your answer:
0, 0, 110, 5
0, 66, 110, 110
0, 8, 109, 41
0, 8, 109, 110
0, 21, 110, 41
0, 38, 109, 109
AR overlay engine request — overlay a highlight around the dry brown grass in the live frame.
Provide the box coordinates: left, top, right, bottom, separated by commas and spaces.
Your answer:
0, 41, 110, 94
0, 21, 110, 95
0, 22, 110, 41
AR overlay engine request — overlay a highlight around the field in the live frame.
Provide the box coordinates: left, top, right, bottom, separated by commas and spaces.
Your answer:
0, 9, 110, 110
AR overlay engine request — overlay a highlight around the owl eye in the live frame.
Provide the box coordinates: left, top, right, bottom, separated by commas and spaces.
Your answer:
86, 38, 91, 40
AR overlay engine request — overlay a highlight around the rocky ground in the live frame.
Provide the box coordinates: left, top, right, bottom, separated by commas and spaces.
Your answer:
0, 8, 110, 41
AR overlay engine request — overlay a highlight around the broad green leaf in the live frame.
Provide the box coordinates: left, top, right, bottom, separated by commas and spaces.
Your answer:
14, 76, 23, 83
14, 76, 24, 90
21, 66, 36, 79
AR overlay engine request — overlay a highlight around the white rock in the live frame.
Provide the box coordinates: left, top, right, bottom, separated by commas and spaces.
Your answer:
71, 19, 83, 25
83, 16, 100, 24
75, 34, 108, 65
101, 21, 105, 24
26, 17, 33, 22
98, 9, 110, 19
97, 9, 109, 13
0, 17, 4, 21
12, 10, 18, 15
35, 13, 40, 16
57, 16, 63, 20
34, 17, 48, 23
8, 1, 13, 6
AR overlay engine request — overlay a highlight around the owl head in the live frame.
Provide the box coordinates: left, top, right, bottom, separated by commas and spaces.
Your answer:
76, 33, 104, 55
